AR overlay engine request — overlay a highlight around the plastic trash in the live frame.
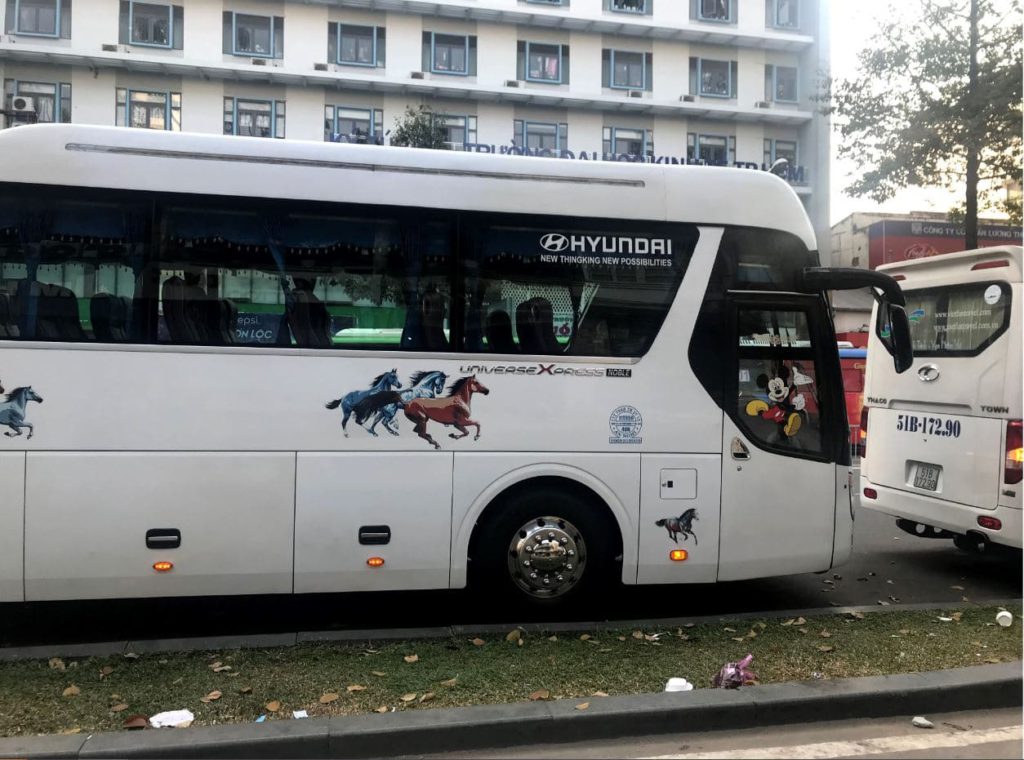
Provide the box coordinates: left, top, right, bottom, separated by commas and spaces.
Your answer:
996, 610, 1013, 627
711, 654, 756, 689
255, 715, 267, 723
292, 710, 309, 719
149, 709, 194, 728
664, 678, 694, 692
912, 716, 934, 729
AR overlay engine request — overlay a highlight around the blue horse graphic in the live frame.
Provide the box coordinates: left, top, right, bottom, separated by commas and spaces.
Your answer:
325, 369, 402, 437
0, 386, 43, 439
364, 370, 448, 437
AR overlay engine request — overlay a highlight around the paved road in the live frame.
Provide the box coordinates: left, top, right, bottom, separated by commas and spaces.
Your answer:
411, 708, 1023, 760
1, 507, 1019, 646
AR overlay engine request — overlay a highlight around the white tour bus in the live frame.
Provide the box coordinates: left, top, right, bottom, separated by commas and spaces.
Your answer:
861, 246, 1022, 552
0, 125, 911, 607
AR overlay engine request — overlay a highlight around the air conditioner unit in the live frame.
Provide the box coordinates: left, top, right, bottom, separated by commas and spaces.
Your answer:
252, 58, 267, 66
10, 96, 35, 114
314, 62, 328, 71
680, 94, 695, 102
628, 90, 643, 98
101, 43, 118, 52
410, 70, 425, 79
755, 100, 771, 108
505, 79, 521, 87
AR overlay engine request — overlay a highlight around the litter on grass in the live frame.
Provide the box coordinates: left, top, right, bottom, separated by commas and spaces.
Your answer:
712, 654, 756, 689
664, 678, 694, 692
149, 710, 194, 729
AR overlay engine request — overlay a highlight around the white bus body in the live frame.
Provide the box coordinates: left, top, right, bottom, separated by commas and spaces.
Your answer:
0, 125, 876, 606
861, 247, 1023, 551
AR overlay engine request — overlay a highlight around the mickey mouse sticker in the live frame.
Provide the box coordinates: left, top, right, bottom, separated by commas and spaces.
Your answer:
745, 366, 806, 438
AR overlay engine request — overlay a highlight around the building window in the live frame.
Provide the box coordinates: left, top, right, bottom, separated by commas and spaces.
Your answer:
434, 114, 477, 149
224, 97, 285, 138
768, 0, 799, 29
525, 0, 567, 5
116, 89, 180, 131
3, 79, 71, 125
7, 0, 71, 38
689, 57, 737, 98
424, 32, 475, 76
223, 12, 283, 59
513, 120, 568, 153
764, 138, 798, 167
603, 50, 653, 91
327, 24, 385, 67
688, 133, 735, 166
603, 127, 653, 159
765, 65, 798, 102
608, 0, 649, 14
518, 42, 567, 84
119, 2, 183, 49
325, 106, 383, 143
697, 0, 732, 22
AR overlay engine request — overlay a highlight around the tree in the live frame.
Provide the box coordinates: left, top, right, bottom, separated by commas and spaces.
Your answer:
825, 0, 1022, 247
388, 105, 450, 150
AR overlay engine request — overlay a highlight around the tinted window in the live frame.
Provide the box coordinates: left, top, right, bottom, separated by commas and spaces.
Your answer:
893, 282, 1012, 357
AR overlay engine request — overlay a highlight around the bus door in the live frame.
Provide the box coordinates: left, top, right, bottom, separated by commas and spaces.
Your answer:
718, 294, 841, 580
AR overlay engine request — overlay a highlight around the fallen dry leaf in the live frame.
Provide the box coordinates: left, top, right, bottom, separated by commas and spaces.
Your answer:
110, 694, 122, 701
632, 630, 644, 640
347, 685, 367, 693
951, 612, 963, 622
983, 657, 1001, 664
781, 619, 795, 626
372, 671, 387, 677
818, 645, 835, 653
419, 692, 435, 703
575, 702, 590, 711
798, 628, 809, 634
754, 622, 767, 630
200, 690, 222, 703
212, 665, 232, 673
548, 635, 558, 642
375, 706, 389, 714
579, 634, 592, 641
731, 637, 745, 642
440, 678, 458, 687
471, 638, 486, 646
110, 703, 129, 713
598, 648, 612, 653
404, 655, 419, 664
266, 700, 281, 712
592, 691, 609, 697
399, 693, 417, 702
617, 636, 627, 642
518, 639, 524, 648
723, 627, 737, 633
529, 689, 551, 701
99, 666, 114, 679
62, 685, 80, 697
58, 728, 81, 735
123, 652, 140, 660
847, 611, 865, 620
820, 631, 832, 638
794, 617, 807, 625
899, 629, 911, 635
209, 661, 223, 670
320, 693, 340, 704
123, 715, 148, 730
951, 585, 964, 591
684, 623, 695, 628
506, 629, 522, 643
746, 630, 758, 639
48, 657, 66, 671
239, 686, 253, 694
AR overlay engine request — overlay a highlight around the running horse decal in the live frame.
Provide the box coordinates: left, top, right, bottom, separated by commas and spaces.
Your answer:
364, 370, 448, 438
325, 369, 402, 437
655, 508, 698, 545
0, 386, 43, 439
355, 375, 490, 450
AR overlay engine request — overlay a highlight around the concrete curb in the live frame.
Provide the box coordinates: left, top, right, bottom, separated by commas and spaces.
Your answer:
0, 663, 1019, 759
1, 598, 1018, 661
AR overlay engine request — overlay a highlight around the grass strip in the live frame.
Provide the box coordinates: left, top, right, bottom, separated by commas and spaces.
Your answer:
1, 604, 1019, 737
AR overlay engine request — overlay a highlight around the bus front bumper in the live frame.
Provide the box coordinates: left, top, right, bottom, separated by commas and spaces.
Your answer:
859, 476, 1023, 550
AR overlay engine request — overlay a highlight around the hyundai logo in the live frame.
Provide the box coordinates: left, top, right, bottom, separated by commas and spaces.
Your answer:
918, 364, 940, 382
540, 233, 569, 252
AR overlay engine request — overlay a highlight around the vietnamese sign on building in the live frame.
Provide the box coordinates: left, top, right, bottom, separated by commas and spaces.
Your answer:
868, 220, 1022, 269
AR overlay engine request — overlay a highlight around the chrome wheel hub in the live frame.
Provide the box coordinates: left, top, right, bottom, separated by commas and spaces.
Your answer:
507, 516, 586, 599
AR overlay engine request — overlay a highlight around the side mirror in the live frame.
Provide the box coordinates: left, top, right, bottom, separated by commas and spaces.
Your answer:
887, 304, 914, 374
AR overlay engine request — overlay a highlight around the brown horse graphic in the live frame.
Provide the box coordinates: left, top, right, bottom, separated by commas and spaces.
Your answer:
354, 375, 490, 450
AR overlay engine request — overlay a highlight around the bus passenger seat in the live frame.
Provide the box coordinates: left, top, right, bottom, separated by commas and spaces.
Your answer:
421, 291, 449, 350
91, 293, 131, 342
516, 297, 561, 354
162, 276, 203, 344
286, 280, 332, 348
36, 284, 85, 342
485, 310, 517, 353
217, 299, 238, 344
0, 292, 18, 338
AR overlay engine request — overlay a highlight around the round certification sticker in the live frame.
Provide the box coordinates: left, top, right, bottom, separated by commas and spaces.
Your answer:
984, 285, 1002, 305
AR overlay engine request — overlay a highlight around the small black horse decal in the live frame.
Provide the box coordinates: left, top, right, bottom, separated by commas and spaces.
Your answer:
656, 508, 698, 545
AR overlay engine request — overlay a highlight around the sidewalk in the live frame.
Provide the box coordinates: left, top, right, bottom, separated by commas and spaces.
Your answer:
1, 663, 1019, 759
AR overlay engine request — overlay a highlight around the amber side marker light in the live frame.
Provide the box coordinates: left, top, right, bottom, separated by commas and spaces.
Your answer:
152, 561, 174, 572
971, 260, 1009, 271
367, 557, 385, 568
670, 549, 688, 562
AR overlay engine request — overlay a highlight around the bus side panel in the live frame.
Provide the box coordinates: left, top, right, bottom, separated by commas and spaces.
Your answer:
637, 454, 720, 584
0, 452, 24, 602
24, 453, 295, 601
294, 452, 453, 593
450, 454, 641, 588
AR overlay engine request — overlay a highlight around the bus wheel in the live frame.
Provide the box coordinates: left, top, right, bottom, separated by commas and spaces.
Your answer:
473, 489, 618, 607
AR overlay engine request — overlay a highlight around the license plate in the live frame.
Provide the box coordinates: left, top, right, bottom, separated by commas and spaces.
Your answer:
914, 464, 941, 491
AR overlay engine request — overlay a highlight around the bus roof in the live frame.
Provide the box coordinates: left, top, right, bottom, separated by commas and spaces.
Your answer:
878, 246, 1022, 283
0, 124, 817, 249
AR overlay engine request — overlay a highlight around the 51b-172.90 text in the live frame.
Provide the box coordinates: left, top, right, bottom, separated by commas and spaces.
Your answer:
895, 414, 962, 438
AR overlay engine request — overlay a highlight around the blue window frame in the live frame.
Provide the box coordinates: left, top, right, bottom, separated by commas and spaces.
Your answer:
3, 79, 70, 125
609, 0, 648, 14
610, 50, 646, 90
687, 133, 735, 165
603, 126, 653, 159
769, 0, 799, 29
698, 0, 732, 22
325, 106, 383, 143
765, 64, 798, 103
128, 1, 172, 47
690, 57, 736, 98
524, 42, 564, 83
429, 32, 470, 75
433, 114, 477, 148
12, 0, 63, 37
224, 97, 285, 139
525, 0, 567, 5
116, 89, 181, 131
225, 12, 282, 58
764, 138, 798, 167
337, 24, 378, 67
513, 119, 568, 153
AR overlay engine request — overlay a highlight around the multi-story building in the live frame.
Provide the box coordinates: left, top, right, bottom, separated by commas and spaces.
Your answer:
0, 0, 831, 253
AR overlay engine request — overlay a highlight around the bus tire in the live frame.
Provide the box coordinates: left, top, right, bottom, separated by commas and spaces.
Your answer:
471, 487, 619, 608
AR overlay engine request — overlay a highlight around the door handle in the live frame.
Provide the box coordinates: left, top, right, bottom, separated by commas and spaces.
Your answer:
730, 438, 750, 461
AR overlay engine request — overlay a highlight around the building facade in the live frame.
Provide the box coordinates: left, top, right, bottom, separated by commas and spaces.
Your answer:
0, 0, 831, 253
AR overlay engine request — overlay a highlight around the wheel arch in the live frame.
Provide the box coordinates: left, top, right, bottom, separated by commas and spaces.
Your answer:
450, 463, 635, 589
